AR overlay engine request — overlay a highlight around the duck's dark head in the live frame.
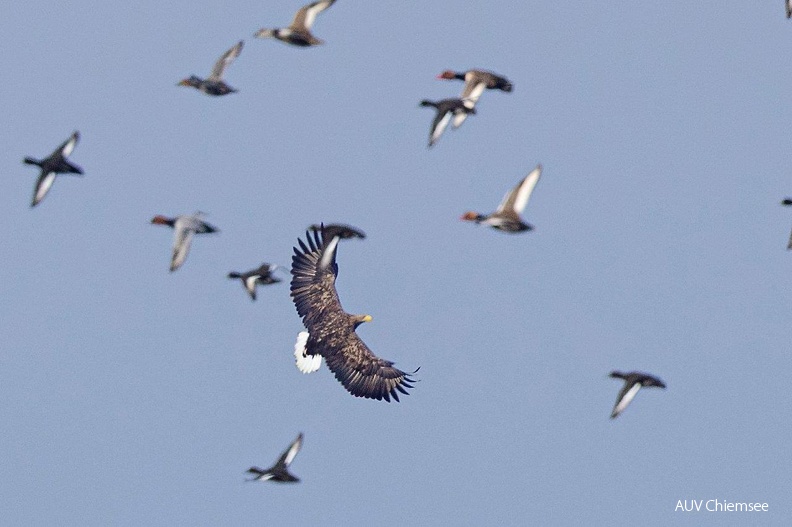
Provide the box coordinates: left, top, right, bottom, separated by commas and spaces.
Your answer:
177, 76, 202, 88
419, 100, 437, 108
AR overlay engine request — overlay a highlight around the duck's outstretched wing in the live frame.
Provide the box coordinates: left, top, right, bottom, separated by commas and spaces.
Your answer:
275, 433, 303, 469
496, 165, 542, 215
170, 225, 194, 272
611, 382, 641, 419
291, 0, 335, 30
57, 131, 80, 159
209, 41, 243, 81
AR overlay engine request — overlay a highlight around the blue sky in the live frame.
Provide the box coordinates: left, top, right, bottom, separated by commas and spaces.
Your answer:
2, 2, 790, 525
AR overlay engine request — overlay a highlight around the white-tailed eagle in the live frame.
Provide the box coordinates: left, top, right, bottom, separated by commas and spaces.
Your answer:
290, 227, 416, 401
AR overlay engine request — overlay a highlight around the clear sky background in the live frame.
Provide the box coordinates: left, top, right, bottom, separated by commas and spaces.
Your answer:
1, 2, 790, 526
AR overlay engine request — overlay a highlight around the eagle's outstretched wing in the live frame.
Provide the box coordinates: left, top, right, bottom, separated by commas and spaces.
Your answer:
290, 227, 417, 401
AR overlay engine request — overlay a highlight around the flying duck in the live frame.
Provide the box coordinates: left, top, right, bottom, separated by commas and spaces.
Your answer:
308, 223, 366, 240
246, 433, 303, 483
254, 0, 336, 47
23, 131, 83, 207
290, 226, 417, 402
787, 0, 791, 18
177, 41, 243, 96
419, 98, 476, 148
782, 199, 792, 249
461, 164, 542, 233
609, 371, 666, 419
228, 263, 282, 300
436, 69, 513, 127
150, 212, 219, 272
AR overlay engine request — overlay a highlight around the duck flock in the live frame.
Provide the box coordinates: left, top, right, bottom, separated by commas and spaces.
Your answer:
21, 0, 666, 412
11, 1, 792, 522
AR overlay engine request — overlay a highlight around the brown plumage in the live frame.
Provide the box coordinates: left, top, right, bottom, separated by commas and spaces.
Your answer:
290, 227, 416, 401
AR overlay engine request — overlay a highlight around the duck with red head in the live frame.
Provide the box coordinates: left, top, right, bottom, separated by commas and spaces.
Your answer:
436, 69, 513, 127
461, 165, 542, 234
150, 212, 219, 271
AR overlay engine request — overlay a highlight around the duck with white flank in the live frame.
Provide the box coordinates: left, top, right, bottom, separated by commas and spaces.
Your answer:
308, 223, 366, 240
178, 41, 243, 96
461, 164, 542, 233
228, 263, 282, 300
254, 0, 336, 47
23, 131, 83, 207
150, 213, 219, 272
290, 226, 416, 402
246, 433, 303, 483
419, 98, 476, 148
609, 371, 666, 419
436, 69, 513, 127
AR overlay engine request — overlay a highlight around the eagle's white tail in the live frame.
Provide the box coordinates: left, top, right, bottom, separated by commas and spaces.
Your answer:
294, 331, 321, 374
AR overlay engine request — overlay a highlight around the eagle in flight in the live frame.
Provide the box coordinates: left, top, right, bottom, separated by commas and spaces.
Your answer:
290, 227, 416, 401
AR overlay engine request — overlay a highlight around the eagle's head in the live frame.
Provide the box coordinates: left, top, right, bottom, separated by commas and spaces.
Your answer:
352, 314, 372, 328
